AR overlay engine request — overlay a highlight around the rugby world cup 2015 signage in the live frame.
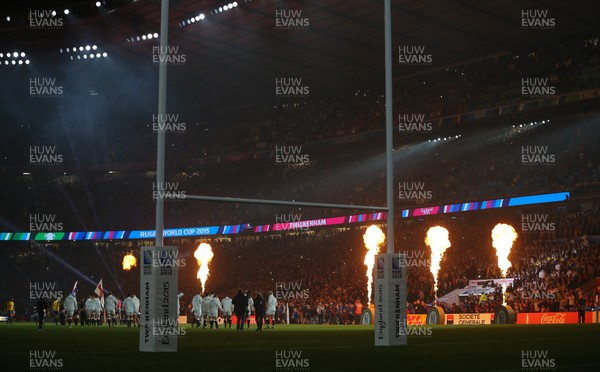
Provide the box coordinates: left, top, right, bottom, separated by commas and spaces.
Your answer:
374, 253, 407, 346
139, 246, 179, 352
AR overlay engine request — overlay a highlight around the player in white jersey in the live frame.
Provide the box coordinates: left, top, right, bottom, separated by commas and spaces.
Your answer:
105, 292, 118, 327
220, 295, 233, 329
177, 293, 184, 318
266, 291, 278, 329
246, 291, 254, 329
201, 293, 211, 328
123, 294, 136, 328
91, 295, 102, 326
63, 294, 77, 327
208, 293, 223, 329
85, 295, 94, 326
132, 294, 140, 327
191, 293, 203, 328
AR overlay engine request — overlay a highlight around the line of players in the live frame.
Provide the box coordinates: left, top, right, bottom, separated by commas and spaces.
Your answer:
190, 290, 278, 331
48, 292, 140, 328
48, 290, 278, 330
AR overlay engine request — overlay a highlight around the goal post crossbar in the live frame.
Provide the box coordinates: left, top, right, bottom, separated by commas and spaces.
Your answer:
176, 194, 388, 211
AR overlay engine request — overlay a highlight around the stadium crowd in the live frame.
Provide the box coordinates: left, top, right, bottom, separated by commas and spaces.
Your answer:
2, 203, 599, 325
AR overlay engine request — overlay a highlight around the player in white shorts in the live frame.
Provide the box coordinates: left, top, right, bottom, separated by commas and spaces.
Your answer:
105, 292, 118, 327
266, 291, 278, 329
191, 293, 203, 328
208, 293, 223, 329
132, 294, 140, 327
246, 291, 254, 329
201, 293, 211, 328
85, 295, 95, 326
123, 294, 136, 328
221, 295, 233, 329
63, 294, 77, 327
92, 295, 102, 326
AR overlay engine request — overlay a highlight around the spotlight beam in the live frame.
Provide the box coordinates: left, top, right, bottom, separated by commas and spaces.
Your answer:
35, 243, 97, 287
0, 248, 31, 283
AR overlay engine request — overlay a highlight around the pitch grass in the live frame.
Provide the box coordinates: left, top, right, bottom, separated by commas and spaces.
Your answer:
1, 323, 599, 372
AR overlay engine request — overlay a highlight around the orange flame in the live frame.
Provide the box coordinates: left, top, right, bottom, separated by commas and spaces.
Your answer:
194, 243, 214, 293
122, 253, 137, 271
425, 226, 451, 298
491, 223, 518, 277
363, 225, 385, 306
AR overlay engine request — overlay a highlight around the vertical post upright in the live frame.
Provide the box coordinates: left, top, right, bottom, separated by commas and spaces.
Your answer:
140, 0, 177, 354
384, 0, 394, 255
374, 0, 407, 347
155, 0, 169, 248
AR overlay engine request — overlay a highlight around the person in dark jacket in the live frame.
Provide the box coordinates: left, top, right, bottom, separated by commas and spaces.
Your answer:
78, 299, 87, 326
245, 290, 254, 329
253, 292, 266, 331
577, 291, 587, 324
232, 288, 248, 331
36, 298, 48, 330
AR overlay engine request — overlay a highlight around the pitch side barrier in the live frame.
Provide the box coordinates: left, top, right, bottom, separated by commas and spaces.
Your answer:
0, 191, 569, 242
424, 311, 600, 325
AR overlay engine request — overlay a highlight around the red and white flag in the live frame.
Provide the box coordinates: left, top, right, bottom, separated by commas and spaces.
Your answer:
94, 279, 104, 307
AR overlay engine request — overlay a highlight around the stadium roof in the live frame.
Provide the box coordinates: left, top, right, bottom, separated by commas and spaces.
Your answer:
1, 0, 600, 107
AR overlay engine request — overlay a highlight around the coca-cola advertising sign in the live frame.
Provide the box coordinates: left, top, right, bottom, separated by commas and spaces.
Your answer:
541, 313, 566, 324
517, 312, 594, 324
